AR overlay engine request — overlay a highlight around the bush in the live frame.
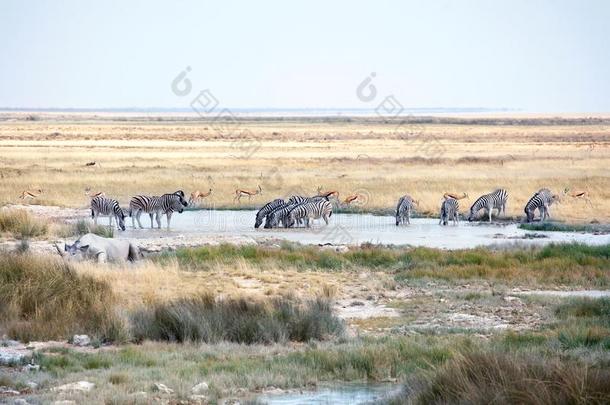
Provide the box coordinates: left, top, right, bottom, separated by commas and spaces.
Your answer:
555, 298, 610, 319
0, 209, 48, 238
131, 294, 344, 344
0, 253, 125, 342
405, 352, 610, 405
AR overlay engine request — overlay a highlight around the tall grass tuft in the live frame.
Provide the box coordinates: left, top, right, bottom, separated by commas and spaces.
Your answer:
0, 253, 125, 342
131, 294, 344, 344
406, 352, 610, 405
75, 219, 114, 238
0, 209, 48, 238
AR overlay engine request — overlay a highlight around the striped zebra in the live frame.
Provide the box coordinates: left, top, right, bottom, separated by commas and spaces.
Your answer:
395, 195, 415, 226
524, 188, 559, 222
91, 196, 126, 231
254, 198, 285, 228
440, 198, 459, 226
129, 195, 162, 228
264, 203, 297, 228
468, 189, 508, 222
156, 191, 189, 229
129, 191, 188, 229
286, 199, 332, 228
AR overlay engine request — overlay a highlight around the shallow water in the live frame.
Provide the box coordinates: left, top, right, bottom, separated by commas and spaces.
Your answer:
121, 210, 610, 249
254, 383, 401, 405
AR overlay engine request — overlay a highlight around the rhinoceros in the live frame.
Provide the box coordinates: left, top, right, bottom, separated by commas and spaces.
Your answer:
57, 233, 140, 263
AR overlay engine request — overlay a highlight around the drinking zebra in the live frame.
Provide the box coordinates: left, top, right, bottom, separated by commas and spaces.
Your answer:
440, 198, 459, 226
468, 189, 508, 222
395, 195, 416, 226
91, 196, 126, 231
286, 199, 332, 228
255, 198, 286, 228
264, 203, 297, 228
524, 188, 560, 222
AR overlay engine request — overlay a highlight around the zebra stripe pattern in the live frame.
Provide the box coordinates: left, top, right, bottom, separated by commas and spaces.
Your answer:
129, 195, 162, 228
440, 198, 459, 226
91, 196, 126, 231
156, 191, 189, 229
395, 195, 415, 226
468, 189, 508, 222
264, 203, 297, 228
255, 198, 285, 228
287, 199, 332, 228
524, 188, 557, 222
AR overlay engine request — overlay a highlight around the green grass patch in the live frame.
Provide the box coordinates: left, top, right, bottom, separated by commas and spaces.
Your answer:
0, 209, 48, 238
520, 222, 609, 233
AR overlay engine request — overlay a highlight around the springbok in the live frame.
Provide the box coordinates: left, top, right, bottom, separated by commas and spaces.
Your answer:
234, 185, 262, 203
189, 188, 213, 206
443, 192, 468, 200
84, 187, 105, 199
19, 188, 43, 202
565, 188, 593, 207
316, 186, 339, 200
343, 194, 361, 205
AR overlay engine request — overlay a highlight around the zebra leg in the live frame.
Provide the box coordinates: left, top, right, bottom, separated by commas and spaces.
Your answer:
93, 212, 98, 225
323, 214, 329, 225
149, 213, 155, 229
488, 206, 492, 222
166, 212, 173, 229
155, 213, 162, 228
109, 215, 113, 227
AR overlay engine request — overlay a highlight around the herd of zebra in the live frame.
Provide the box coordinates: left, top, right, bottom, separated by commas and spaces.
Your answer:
87, 186, 582, 232
90, 191, 188, 231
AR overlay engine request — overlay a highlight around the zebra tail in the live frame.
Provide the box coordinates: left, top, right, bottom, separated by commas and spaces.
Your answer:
91, 208, 94, 218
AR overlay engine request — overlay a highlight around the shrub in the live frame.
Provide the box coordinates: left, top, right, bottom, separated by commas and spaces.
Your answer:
0, 253, 125, 342
131, 294, 344, 344
407, 352, 610, 405
0, 209, 48, 238
69, 220, 114, 238
555, 298, 610, 319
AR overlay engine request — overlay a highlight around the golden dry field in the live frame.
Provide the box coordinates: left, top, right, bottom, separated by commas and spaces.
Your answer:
1, 113, 608, 223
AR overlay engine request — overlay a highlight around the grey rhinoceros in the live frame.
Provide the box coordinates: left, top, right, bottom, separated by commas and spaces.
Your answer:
57, 233, 140, 263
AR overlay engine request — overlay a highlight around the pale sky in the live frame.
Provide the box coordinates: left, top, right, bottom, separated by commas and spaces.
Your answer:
1, 0, 609, 112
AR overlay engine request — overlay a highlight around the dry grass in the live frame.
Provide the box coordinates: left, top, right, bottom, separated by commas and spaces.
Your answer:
0, 253, 125, 342
405, 351, 610, 405
0, 116, 608, 222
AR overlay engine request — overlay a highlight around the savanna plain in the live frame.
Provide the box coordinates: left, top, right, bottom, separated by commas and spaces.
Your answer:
0, 113, 609, 404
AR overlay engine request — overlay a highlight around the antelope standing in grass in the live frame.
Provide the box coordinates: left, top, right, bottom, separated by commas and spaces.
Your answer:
234, 185, 262, 203
565, 188, 593, 207
343, 193, 366, 206
84, 187, 105, 199
19, 188, 43, 202
189, 188, 212, 206
443, 192, 468, 200
316, 186, 339, 200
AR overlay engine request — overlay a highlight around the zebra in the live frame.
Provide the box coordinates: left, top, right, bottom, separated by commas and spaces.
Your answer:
440, 198, 459, 226
264, 203, 297, 228
129, 195, 162, 228
91, 196, 126, 231
286, 199, 332, 228
468, 189, 508, 222
254, 198, 285, 228
156, 191, 189, 229
524, 188, 560, 222
395, 195, 416, 226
